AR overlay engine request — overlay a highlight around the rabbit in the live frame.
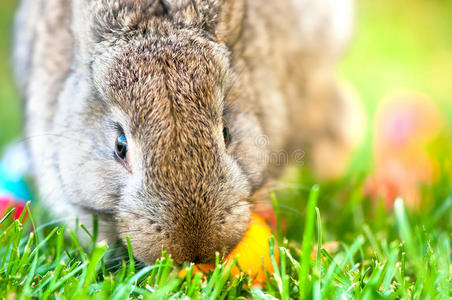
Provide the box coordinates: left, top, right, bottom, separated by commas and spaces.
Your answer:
12, 0, 361, 264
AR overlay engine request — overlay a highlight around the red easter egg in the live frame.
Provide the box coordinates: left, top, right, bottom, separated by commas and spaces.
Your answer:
0, 195, 27, 220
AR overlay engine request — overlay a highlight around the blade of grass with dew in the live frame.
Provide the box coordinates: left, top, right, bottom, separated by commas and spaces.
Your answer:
299, 184, 319, 299
203, 252, 222, 295
321, 235, 364, 298
210, 257, 237, 299
313, 207, 322, 300
394, 197, 425, 295
278, 244, 290, 300
125, 236, 135, 277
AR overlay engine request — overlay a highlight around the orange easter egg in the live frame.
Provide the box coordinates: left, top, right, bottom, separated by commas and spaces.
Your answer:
192, 213, 278, 284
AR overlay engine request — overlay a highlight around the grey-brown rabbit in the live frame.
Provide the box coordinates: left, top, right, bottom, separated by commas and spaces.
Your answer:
13, 0, 361, 264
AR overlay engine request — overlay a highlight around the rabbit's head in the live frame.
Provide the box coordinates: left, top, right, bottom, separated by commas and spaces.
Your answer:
58, 0, 269, 264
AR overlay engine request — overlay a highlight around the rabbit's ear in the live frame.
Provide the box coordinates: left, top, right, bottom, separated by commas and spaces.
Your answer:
169, 0, 245, 46
214, 0, 246, 46
71, 0, 96, 65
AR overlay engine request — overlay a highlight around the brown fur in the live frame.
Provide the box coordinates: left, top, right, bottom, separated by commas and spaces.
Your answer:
13, 0, 359, 264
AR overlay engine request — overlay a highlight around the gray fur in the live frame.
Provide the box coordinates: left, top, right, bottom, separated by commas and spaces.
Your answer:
13, 0, 360, 264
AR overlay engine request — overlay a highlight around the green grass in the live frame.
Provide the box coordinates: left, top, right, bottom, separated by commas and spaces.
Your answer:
0, 0, 451, 298
0, 179, 451, 298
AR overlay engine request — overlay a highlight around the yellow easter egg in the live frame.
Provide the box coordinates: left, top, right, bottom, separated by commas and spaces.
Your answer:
191, 213, 278, 284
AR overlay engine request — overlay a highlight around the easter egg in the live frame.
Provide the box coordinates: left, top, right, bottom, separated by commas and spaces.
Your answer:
193, 213, 278, 284
0, 195, 27, 220
365, 93, 448, 208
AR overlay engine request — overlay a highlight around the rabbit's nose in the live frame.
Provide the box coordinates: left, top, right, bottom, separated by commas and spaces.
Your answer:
173, 247, 217, 265
192, 255, 201, 264
167, 236, 221, 265
190, 250, 219, 265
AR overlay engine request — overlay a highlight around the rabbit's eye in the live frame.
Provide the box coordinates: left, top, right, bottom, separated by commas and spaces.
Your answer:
115, 133, 128, 161
223, 127, 231, 147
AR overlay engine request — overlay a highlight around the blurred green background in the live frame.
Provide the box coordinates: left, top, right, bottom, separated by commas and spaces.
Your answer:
1, 0, 451, 162
340, 0, 452, 172
0, 0, 22, 151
